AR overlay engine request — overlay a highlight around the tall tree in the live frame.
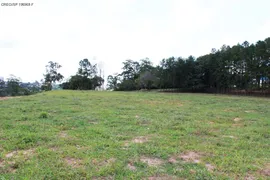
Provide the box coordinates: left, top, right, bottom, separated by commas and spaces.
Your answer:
77, 59, 97, 78
7, 75, 21, 96
42, 61, 64, 91
107, 74, 119, 90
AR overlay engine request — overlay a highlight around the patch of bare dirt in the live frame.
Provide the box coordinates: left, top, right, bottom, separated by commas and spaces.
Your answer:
177, 103, 183, 107
7, 161, 18, 173
92, 176, 114, 180
232, 123, 244, 127
89, 120, 98, 125
124, 136, 150, 147
143, 100, 161, 105
169, 151, 215, 172
121, 145, 129, 150
143, 100, 183, 107
244, 174, 256, 180
222, 135, 236, 139
127, 163, 136, 171
140, 157, 164, 167
64, 157, 82, 168
189, 169, 196, 174
0, 159, 4, 168
180, 151, 201, 163
22, 149, 34, 156
147, 175, 180, 180
5, 148, 35, 158
59, 131, 68, 138
5, 151, 16, 158
205, 163, 215, 172
0, 97, 9, 100
168, 157, 178, 164
233, 118, 242, 122
0, 96, 21, 101
132, 136, 149, 143
259, 163, 270, 177
245, 110, 256, 113
49, 146, 59, 152
92, 158, 116, 167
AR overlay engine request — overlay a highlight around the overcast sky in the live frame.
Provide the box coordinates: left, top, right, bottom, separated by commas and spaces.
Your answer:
0, 0, 269, 83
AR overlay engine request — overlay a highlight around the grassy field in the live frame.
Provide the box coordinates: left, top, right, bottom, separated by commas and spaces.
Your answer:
0, 91, 269, 179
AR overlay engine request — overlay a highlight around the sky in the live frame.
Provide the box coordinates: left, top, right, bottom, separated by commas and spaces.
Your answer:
0, 0, 270, 83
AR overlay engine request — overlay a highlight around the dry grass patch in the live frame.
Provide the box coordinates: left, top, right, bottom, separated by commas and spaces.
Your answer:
127, 162, 136, 171
245, 110, 256, 113
177, 151, 215, 172
180, 151, 202, 163
59, 131, 68, 138
0, 97, 21, 101
92, 158, 116, 167
89, 120, 98, 125
2, 149, 35, 174
49, 146, 59, 152
222, 135, 236, 139
168, 157, 178, 164
140, 156, 164, 167
124, 136, 150, 147
147, 175, 180, 180
259, 163, 270, 177
233, 118, 242, 122
5, 148, 35, 159
232, 123, 244, 127
143, 100, 183, 107
64, 157, 82, 168
0, 159, 4, 168
244, 174, 256, 180
132, 136, 149, 143
205, 163, 215, 172
143, 100, 162, 105
0, 97, 9, 100
92, 176, 114, 180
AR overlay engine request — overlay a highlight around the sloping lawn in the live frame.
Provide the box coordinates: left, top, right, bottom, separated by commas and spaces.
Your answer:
0, 91, 269, 179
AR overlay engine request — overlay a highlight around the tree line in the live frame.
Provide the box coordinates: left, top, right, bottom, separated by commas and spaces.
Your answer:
1, 37, 269, 97
0, 58, 105, 97
107, 37, 270, 95
60, 59, 104, 90
0, 75, 41, 97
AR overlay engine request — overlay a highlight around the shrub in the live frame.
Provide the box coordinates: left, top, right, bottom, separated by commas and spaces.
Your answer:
39, 112, 48, 118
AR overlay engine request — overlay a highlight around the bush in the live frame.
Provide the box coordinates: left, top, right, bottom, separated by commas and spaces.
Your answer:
39, 112, 48, 118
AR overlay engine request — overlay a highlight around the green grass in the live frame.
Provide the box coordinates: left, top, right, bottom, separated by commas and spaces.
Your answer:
0, 91, 269, 179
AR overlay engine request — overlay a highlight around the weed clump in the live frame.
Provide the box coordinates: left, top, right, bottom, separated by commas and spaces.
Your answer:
39, 112, 48, 118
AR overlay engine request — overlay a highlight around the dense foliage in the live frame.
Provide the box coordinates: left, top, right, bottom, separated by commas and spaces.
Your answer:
41, 61, 64, 91
60, 59, 104, 90
0, 75, 41, 97
107, 37, 270, 93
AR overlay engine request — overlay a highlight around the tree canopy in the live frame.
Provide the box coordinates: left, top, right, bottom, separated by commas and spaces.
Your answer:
107, 37, 270, 94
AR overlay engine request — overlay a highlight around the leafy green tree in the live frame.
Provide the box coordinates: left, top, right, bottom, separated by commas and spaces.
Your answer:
138, 71, 158, 89
121, 60, 140, 80
7, 75, 21, 96
42, 61, 64, 91
68, 75, 92, 90
91, 75, 104, 89
78, 59, 97, 78
60, 58, 104, 90
0, 79, 6, 96
107, 74, 119, 90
